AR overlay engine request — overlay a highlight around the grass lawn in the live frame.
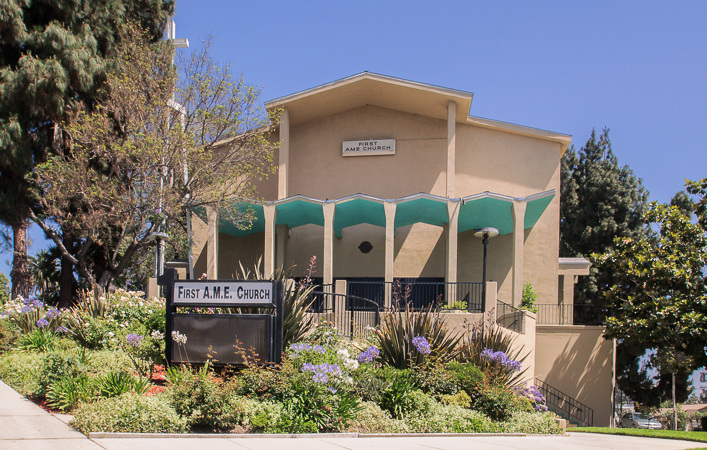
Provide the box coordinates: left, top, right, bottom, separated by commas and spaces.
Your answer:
573, 427, 707, 445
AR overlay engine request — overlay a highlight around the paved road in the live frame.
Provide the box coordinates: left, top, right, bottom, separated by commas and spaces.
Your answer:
1, 381, 703, 449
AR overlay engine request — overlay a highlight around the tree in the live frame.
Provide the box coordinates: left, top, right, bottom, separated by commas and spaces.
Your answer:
596, 179, 707, 423
560, 128, 650, 305
0, 270, 9, 305
29, 28, 276, 293
0, 0, 174, 302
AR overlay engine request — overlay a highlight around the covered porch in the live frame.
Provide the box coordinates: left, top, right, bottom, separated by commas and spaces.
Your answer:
195, 189, 554, 309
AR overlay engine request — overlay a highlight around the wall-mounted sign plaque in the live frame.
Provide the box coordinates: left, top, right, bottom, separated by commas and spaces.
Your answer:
342, 139, 396, 157
173, 280, 275, 305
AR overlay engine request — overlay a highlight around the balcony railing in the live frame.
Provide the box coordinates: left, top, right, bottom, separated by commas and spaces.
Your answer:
346, 279, 484, 312
537, 304, 608, 326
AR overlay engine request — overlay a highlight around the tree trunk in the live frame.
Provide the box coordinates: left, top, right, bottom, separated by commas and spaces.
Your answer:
673, 371, 677, 430
59, 233, 77, 308
10, 221, 31, 299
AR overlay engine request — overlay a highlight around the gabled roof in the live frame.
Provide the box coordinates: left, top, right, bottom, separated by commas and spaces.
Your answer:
264, 72, 572, 151
264, 72, 473, 125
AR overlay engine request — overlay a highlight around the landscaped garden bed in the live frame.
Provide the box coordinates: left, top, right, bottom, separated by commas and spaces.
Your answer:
0, 287, 561, 435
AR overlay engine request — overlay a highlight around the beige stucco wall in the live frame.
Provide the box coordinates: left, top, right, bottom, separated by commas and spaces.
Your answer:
288, 105, 447, 199
535, 326, 614, 427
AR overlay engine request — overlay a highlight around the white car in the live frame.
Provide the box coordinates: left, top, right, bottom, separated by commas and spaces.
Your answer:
619, 412, 663, 429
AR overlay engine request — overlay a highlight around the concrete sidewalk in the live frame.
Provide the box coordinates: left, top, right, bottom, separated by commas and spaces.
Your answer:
1, 380, 703, 449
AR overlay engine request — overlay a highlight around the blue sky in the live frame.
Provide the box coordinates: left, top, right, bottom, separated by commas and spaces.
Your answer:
2, 1, 706, 272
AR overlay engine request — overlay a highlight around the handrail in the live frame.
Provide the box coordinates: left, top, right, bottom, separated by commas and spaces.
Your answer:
496, 300, 525, 333
535, 377, 593, 427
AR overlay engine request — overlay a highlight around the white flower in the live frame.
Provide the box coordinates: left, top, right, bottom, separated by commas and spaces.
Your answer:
171, 330, 187, 345
344, 359, 359, 370
151, 330, 164, 340
337, 348, 350, 359
108, 331, 114, 337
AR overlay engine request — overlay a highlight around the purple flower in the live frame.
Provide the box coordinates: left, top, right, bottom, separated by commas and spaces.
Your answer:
358, 346, 380, 363
45, 308, 60, 319
36, 318, 49, 328
21, 305, 31, 314
412, 336, 432, 354
328, 387, 338, 394
312, 345, 326, 354
313, 372, 328, 384
32, 299, 43, 308
126, 333, 143, 347
56, 326, 69, 334
481, 348, 522, 372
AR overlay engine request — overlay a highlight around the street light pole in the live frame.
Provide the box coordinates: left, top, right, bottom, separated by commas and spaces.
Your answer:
474, 227, 499, 311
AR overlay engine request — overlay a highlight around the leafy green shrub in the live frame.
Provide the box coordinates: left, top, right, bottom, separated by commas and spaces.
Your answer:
494, 410, 562, 434
95, 371, 151, 398
441, 390, 472, 408
379, 378, 417, 419
243, 400, 283, 431
446, 362, 486, 399
46, 375, 95, 411
168, 372, 242, 430
405, 401, 493, 433
521, 281, 539, 313
15, 328, 58, 352
376, 303, 463, 369
0, 351, 45, 395
0, 317, 19, 352
345, 401, 409, 433
64, 314, 116, 349
658, 405, 689, 430
472, 384, 533, 421
442, 300, 467, 310
236, 363, 301, 399
351, 367, 387, 403
37, 352, 82, 397
409, 362, 459, 397
72, 392, 187, 434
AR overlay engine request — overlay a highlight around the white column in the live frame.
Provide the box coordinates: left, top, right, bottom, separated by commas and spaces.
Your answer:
447, 101, 457, 198
278, 108, 289, 200
276, 224, 288, 272
511, 202, 527, 307
384, 202, 396, 309
323, 202, 335, 287
445, 201, 459, 305
263, 205, 277, 278
206, 206, 219, 279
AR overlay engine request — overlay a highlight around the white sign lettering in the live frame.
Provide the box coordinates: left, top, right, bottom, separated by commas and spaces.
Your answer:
342, 139, 396, 157
173, 281, 274, 305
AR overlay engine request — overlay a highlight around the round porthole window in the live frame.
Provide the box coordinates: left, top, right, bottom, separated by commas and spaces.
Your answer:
358, 241, 373, 254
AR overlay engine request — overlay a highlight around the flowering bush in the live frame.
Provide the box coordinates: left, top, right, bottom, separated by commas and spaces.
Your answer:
121, 331, 164, 379
1, 296, 66, 334
512, 383, 548, 412
480, 348, 522, 371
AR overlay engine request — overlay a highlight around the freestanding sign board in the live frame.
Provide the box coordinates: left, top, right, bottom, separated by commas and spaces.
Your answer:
158, 270, 283, 366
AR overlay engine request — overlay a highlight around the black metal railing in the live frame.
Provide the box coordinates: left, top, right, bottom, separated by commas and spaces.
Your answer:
535, 378, 594, 427
536, 304, 608, 326
346, 279, 484, 312
307, 283, 333, 313
496, 300, 525, 333
308, 291, 381, 338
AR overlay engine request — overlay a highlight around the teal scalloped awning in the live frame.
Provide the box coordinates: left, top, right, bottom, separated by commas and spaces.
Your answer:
208, 191, 554, 237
